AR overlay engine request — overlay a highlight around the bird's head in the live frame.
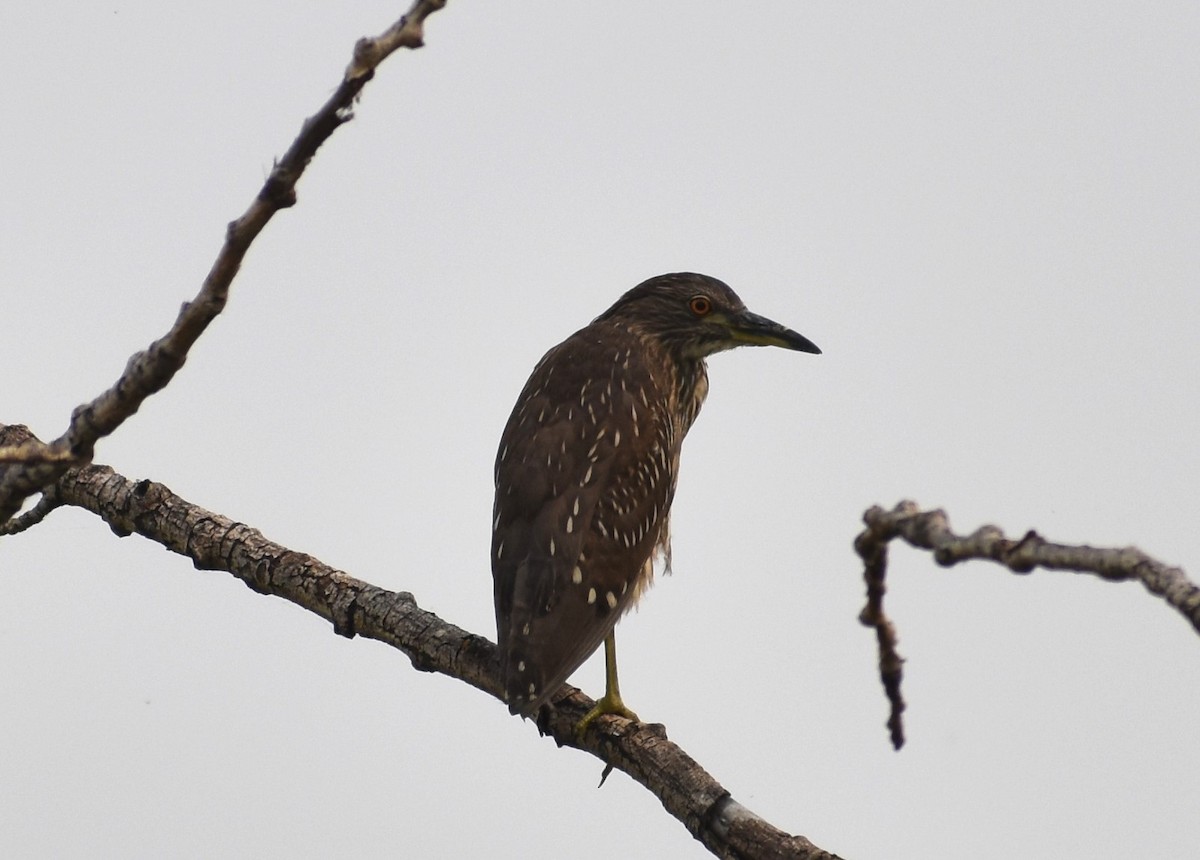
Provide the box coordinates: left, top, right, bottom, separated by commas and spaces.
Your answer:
596, 272, 821, 359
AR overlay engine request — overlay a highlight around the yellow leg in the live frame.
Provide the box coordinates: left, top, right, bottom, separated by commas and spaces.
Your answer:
576, 632, 640, 738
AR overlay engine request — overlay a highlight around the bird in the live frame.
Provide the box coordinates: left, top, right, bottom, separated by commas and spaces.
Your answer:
491, 272, 820, 732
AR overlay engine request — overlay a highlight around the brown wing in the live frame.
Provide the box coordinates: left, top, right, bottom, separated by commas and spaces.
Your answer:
492, 324, 677, 716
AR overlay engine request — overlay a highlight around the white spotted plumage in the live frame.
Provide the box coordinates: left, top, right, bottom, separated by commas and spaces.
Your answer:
491, 273, 820, 718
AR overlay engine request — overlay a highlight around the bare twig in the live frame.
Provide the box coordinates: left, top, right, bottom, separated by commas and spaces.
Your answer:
854, 500, 1200, 749
853, 512, 906, 750
0, 0, 449, 525
0, 487, 63, 536
0, 424, 838, 860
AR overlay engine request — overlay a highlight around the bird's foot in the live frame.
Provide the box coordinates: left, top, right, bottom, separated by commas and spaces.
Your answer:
575, 692, 639, 740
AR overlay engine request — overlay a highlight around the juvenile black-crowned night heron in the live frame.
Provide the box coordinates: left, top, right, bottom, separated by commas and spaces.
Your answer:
492, 272, 820, 732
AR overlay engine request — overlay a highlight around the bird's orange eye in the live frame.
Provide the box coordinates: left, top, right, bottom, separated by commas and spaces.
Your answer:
689, 295, 712, 316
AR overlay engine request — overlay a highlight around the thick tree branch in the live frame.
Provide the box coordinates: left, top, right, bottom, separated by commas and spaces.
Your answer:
854, 500, 1200, 750
0, 424, 839, 860
0, 0, 448, 525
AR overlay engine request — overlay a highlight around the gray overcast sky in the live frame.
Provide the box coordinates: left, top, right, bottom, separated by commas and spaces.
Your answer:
3, 2, 1199, 858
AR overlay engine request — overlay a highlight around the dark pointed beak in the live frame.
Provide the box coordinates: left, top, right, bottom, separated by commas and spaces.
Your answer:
728, 309, 821, 354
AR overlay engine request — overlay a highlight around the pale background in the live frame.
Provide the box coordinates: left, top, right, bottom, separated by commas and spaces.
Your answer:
3, 2, 1199, 858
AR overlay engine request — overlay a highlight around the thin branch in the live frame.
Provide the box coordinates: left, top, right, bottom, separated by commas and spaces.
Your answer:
0, 425, 839, 860
0, 488, 63, 536
854, 500, 1200, 750
853, 512, 905, 751
0, 0, 449, 525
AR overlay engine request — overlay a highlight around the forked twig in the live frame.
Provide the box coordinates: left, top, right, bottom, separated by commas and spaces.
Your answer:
854, 500, 1200, 749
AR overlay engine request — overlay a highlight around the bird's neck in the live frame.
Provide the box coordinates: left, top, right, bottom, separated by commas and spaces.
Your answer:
645, 338, 708, 437
676, 355, 708, 432
620, 321, 710, 435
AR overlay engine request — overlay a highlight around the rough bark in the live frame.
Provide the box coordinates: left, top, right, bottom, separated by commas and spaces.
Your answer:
0, 423, 841, 860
